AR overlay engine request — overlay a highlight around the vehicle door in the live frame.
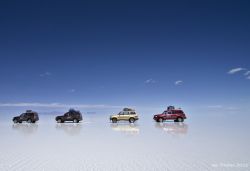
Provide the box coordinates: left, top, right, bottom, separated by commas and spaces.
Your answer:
171, 111, 178, 120
20, 113, 26, 121
28, 113, 33, 120
123, 111, 130, 120
161, 111, 167, 119
118, 111, 125, 120
64, 112, 71, 121
166, 111, 173, 119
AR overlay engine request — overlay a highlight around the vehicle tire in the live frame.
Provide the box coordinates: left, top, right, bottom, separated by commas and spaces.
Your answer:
57, 119, 62, 123
13, 119, 18, 124
129, 118, 135, 123
177, 117, 184, 122
158, 118, 163, 122
27, 119, 32, 123
112, 118, 117, 123
73, 119, 78, 123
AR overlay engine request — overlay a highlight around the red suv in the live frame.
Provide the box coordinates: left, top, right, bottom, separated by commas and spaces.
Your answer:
153, 106, 187, 122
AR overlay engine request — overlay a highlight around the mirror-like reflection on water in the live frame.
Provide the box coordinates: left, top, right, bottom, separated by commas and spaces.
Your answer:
0, 114, 249, 171
12, 123, 38, 135
110, 123, 139, 135
55, 123, 82, 136
154, 122, 188, 135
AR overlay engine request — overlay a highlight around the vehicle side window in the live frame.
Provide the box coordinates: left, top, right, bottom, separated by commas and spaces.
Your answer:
119, 112, 124, 115
124, 111, 129, 115
130, 112, 135, 115
168, 111, 172, 114
174, 111, 182, 114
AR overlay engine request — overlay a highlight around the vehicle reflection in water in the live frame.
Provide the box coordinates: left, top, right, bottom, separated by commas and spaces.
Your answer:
155, 122, 188, 136
110, 123, 139, 136
12, 123, 38, 135
55, 123, 82, 136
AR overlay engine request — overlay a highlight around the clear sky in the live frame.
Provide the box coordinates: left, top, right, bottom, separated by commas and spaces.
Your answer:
0, 0, 249, 114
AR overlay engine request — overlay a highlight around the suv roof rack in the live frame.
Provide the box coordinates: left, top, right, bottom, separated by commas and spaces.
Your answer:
123, 108, 135, 111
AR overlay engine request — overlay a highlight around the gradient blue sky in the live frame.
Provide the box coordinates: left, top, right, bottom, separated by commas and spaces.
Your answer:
0, 0, 249, 113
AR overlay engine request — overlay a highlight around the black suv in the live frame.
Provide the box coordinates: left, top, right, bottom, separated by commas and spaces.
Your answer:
55, 109, 83, 123
12, 110, 39, 123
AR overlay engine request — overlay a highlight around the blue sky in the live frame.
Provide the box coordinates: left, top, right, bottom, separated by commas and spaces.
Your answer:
0, 0, 249, 114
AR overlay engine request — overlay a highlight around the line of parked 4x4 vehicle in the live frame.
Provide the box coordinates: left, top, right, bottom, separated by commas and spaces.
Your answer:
12, 106, 187, 124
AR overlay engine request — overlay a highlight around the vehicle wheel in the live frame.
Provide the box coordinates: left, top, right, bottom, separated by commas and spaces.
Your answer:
57, 119, 62, 123
13, 119, 18, 124
73, 119, 78, 123
27, 119, 32, 123
112, 118, 117, 123
129, 118, 135, 123
177, 117, 184, 122
158, 118, 163, 122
